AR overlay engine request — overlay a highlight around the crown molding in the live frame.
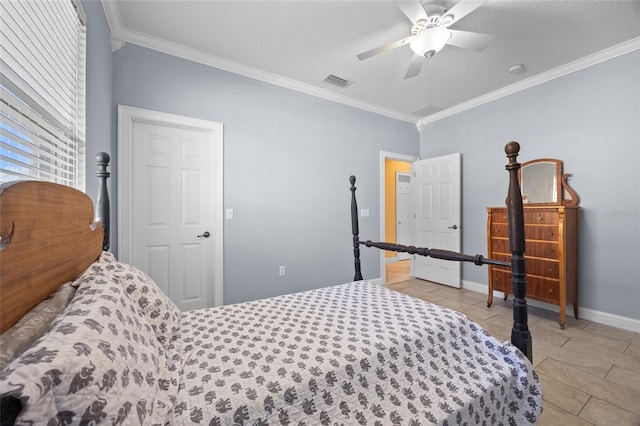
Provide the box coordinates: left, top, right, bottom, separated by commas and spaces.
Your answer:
123, 30, 417, 124
123, 28, 417, 124
100, 0, 122, 30
416, 37, 640, 128
97, 0, 416, 124
97, 1, 637, 128
100, 1, 125, 51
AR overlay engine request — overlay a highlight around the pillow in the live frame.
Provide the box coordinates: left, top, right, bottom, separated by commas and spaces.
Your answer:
0, 273, 177, 425
72, 250, 120, 283
73, 251, 181, 347
111, 263, 181, 346
0, 282, 76, 370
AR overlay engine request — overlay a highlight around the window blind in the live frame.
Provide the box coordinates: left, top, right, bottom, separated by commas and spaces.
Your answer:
0, 0, 86, 189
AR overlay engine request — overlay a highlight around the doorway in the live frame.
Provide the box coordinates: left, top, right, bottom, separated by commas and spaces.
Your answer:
380, 151, 418, 285
118, 105, 224, 310
380, 151, 462, 287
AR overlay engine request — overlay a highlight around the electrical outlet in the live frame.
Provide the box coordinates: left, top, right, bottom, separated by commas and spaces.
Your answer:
279, 266, 286, 276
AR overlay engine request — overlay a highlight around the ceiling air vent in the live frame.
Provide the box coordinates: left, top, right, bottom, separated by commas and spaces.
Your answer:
324, 74, 352, 88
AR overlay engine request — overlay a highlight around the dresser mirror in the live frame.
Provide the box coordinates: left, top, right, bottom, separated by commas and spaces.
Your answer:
519, 158, 579, 206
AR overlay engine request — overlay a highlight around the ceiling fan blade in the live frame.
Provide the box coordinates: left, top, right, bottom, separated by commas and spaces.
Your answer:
394, 0, 428, 24
442, 0, 487, 26
404, 54, 424, 79
357, 35, 415, 60
447, 29, 494, 51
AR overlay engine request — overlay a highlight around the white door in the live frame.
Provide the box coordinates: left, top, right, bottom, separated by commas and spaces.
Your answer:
118, 106, 223, 311
396, 172, 411, 260
410, 153, 461, 288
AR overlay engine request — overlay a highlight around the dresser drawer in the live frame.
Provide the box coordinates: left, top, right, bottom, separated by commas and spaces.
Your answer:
526, 258, 560, 279
489, 237, 509, 254
488, 252, 559, 278
491, 223, 509, 238
524, 240, 558, 258
527, 276, 560, 303
525, 225, 558, 241
490, 269, 559, 303
492, 223, 559, 242
490, 210, 509, 223
490, 209, 560, 225
524, 210, 559, 225
490, 268, 511, 293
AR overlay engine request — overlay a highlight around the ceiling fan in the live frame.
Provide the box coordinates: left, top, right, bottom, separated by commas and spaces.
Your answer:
357, 0, 494, 79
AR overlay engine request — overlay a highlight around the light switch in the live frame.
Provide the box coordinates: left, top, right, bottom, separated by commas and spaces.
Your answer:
226, 209, 234, 220
361, 209, 370, 217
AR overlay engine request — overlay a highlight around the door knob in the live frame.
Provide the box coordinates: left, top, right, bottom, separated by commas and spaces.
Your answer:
197, 231, 211, 238
448, 225, 458, 230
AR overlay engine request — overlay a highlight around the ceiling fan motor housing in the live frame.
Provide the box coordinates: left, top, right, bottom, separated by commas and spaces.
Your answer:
410, 26, 452, 58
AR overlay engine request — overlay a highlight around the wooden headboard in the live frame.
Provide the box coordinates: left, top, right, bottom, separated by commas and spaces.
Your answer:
0, 154, 111, 333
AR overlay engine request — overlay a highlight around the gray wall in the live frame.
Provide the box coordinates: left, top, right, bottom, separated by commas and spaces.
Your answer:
111, 45, 418, 304
420, 50, 640, 320
84, 0, 115, 246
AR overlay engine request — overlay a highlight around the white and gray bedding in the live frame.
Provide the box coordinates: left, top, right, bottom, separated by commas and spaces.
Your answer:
0, 252, 542, 425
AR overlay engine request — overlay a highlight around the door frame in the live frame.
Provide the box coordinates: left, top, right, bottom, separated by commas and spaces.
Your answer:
117, 105, 224, 306
395, 171, 411, 261
379, 151, 419, 284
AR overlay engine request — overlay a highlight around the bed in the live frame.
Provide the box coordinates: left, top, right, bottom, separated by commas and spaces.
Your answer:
0, 143, 541, 425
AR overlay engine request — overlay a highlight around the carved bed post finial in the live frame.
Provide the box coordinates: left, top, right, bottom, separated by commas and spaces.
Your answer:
350, 176, 363, 281
504, 142, 533, 361
95, 152, 111, 251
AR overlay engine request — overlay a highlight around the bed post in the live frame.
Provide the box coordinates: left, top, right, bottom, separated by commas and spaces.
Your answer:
505, 142, 533, 361
350, 176, 363, 281
95, 152, 111, 251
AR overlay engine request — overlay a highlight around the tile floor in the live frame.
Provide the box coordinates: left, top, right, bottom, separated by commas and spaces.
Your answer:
385, 261, 640, 425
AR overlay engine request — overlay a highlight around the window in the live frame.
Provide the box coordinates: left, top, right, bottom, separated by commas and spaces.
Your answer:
0, 0, 86, 189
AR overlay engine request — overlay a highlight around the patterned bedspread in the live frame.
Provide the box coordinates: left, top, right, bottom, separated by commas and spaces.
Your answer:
169, 281, 542, 425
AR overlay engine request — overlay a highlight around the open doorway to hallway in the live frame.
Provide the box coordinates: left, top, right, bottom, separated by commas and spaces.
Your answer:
382, 154, 416, 286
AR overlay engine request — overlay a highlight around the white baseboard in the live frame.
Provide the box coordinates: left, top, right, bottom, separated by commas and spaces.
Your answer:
369, 277, 384, 286
462, 280, 640, 333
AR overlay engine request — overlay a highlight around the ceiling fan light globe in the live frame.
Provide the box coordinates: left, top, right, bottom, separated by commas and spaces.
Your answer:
409, 27, 451, 58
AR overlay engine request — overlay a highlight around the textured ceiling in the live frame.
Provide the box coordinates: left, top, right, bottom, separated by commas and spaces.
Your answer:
105, 0, 640, 123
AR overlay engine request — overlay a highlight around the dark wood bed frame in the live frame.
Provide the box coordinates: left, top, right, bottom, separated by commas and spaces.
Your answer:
349, 142, 532, 361
0, 143, 532, 362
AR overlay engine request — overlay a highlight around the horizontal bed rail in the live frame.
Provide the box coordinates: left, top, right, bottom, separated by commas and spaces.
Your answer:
359, 240, 510, 268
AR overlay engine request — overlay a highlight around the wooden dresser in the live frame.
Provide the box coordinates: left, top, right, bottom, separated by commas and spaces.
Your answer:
486, 157, 579, 329
487, 205, 579, 328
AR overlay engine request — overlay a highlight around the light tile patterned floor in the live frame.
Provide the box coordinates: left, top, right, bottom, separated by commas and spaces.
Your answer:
385, 261, 640, 425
